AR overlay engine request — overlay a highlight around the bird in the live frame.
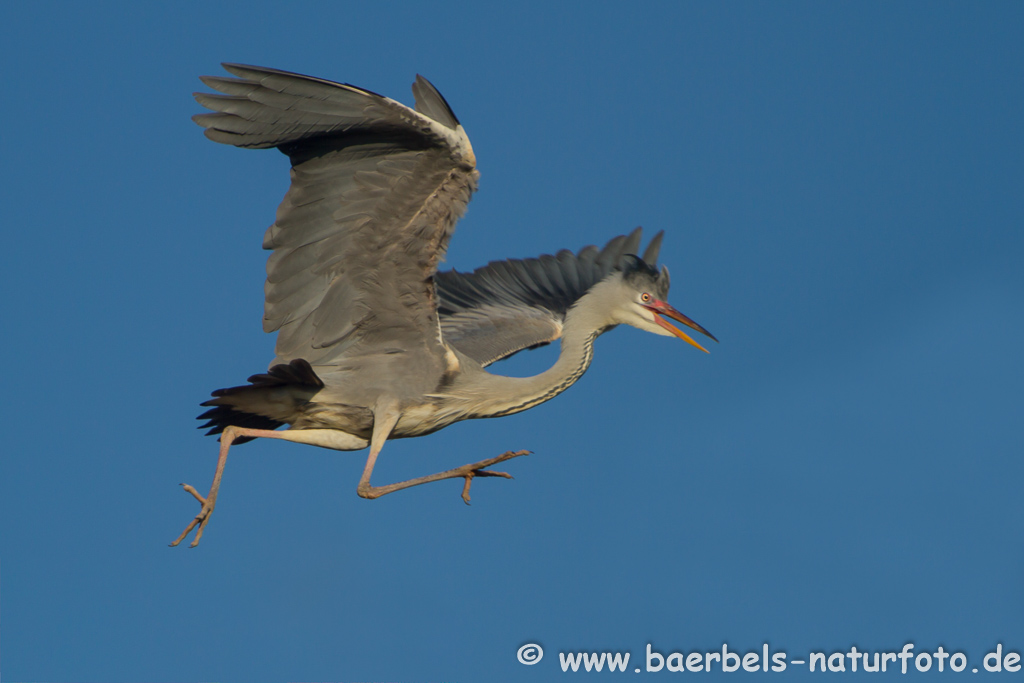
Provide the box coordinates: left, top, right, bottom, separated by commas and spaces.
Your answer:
171, 64, 717, 547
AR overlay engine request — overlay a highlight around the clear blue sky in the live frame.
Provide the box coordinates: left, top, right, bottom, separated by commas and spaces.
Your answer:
1, 2, 1022, 681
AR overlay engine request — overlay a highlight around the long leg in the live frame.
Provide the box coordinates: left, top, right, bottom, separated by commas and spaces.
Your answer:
358, 450, 531, 503
170, 426, 281, 548
170, 426, 371, 548
356, 405, 529, 504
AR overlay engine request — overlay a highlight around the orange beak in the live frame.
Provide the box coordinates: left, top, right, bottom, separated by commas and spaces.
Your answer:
643, 299, 718, 353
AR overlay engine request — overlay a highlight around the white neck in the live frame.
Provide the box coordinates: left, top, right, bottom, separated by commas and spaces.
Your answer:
451, 282, 620, 420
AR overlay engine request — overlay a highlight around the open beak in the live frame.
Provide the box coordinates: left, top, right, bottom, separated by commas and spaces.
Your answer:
643, 299, 718, 353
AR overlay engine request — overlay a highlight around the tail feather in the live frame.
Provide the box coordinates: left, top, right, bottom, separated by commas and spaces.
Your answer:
196, 359, 323, 443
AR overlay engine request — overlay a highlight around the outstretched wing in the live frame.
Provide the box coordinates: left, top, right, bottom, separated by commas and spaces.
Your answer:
436, 228, 664, 366
193, 64, 478, 377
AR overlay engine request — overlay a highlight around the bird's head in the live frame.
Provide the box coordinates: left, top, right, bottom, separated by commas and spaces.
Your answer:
604, 255, 717, 353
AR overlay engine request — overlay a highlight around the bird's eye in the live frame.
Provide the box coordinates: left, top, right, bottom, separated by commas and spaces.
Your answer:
641, 292, 651, 303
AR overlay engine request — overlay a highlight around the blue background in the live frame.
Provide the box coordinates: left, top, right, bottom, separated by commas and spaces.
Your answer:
1, 2, 1021, 681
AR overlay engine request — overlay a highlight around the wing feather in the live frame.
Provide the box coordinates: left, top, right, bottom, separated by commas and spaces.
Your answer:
412, 75, 460, 130
194, 65, 478, 397
436, 228, 664, 366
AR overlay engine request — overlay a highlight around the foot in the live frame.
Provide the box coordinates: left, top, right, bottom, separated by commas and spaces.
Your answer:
169, 483, 216, 548
459, 456, 526, 504
356, 450, 531, 502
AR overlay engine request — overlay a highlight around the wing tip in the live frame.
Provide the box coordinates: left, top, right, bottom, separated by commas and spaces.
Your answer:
642, 230, 665, 265
412, 74, 461, 129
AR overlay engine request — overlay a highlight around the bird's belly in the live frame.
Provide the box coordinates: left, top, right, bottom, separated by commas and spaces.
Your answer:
391, 402, 459, 439
291, 401, 375, 439
291, 399, 459, 441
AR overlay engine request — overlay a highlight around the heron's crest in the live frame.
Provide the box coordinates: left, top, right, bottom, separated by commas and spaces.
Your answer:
620, 255, 670, 300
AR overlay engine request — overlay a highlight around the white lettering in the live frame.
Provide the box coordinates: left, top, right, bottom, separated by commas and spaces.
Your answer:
846, 645, 860, 672
898, 643, 915, 673
722, 644, 740, 672
984, 644, 1003, 672
645, 643, 663, 672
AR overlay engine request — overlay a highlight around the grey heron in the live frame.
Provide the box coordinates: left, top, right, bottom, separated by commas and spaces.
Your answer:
171, 64, 717, 547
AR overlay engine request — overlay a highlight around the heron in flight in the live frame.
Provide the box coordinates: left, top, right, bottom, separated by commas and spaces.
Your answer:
172, 64, 717, 547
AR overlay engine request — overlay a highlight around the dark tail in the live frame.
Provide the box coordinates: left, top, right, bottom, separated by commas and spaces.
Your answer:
197, 359, 324, 444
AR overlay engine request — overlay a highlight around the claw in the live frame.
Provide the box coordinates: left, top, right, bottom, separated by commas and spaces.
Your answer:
170, 425, 277, 548
180, 483, 206, 505
462, 469, 515, 504
359, 448, 532, 503
458, 450, 530, 504
472, 469, 514, 479
169, 483, 216, 548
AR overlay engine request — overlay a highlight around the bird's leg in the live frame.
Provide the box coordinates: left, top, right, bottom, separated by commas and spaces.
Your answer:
356, 405, 401, 499
359, 450, 532, 504
170, 425, 284, 548
356, 405, 530, 503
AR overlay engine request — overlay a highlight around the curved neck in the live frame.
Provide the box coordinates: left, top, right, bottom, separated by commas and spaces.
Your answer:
460, 304, 610, 419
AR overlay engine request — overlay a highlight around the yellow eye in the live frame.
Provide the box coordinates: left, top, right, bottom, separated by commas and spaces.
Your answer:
641, 292, 651, 303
